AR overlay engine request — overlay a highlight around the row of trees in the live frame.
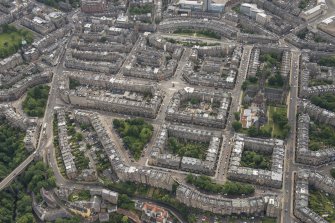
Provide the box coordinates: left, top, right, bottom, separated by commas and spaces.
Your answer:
113, 118, 153, 160
22, 85, 50, 117
65, 116, 90, 171
186, 174, 255, 196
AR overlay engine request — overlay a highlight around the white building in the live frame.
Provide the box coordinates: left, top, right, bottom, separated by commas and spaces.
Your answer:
240, 3, 270, 24
178, 0, 225, 12
300, 2, 328, 21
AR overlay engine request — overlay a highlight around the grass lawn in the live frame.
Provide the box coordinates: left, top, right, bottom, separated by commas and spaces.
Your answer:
69, 190, 91, 202
309, 188, 335, 223
0, 26, 33, 58
267, 106, 288, 138
0, 32, 21, 46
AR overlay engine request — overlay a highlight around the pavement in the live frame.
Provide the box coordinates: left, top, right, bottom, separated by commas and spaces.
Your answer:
281, 50, 301, 223
215, 45, 253, 182
1, 4, 334, 222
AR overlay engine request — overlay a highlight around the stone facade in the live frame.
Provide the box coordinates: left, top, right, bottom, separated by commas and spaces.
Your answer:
81, 0, 107, 14
55, 108, 78, 179
296, 113, 335, 165
294, 170, 335, 223
0, 104, 40, 152
158, 18, 238, 39
298, 99, 335, 127
0, 71, 52, 102
227, 134, 284, 188
59, 72, 163, 118
183, 46, 241, 89
149, 124, 222, 175
166, 87, 231, 128
123, 38, 178, 80
73, 110, 175, 190
176, 184, 280, 217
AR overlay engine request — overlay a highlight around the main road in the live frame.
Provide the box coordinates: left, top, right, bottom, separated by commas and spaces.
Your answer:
215, 45, 253, 182
281, 50, 301, 223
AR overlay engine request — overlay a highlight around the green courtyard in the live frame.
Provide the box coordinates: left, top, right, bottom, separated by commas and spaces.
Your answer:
261, 106, 289, 139
309, 121, 335, 151
309, 188, 335, 223
240, 150, 272, 170
167, 137, 209, 160
0, 25, 33, 58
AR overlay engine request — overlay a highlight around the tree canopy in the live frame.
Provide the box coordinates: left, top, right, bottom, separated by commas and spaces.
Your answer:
241, 150, 271, 170
0, 161, 56, 223
113, 118, 153, 160
319, 56, 335, 67
167, 137, 208, 160
186, 174, 255, 196
0, 25, 33, 59
22, 85, 50, 117
309, 121, 335, 151
311, 93, 335, 112
0, 120, 28, 181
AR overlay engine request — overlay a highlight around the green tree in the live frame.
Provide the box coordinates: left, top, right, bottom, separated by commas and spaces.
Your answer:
331, 168, 335, 179
16, 213, 36, 223
248, 126, 258, 137
232, 121, 242, 131
190, 97, 200, 105
22, 85, 50, 117
268, 73, 284, 87
121, 216, 129, 223
241, 80, 250, 91
234, 112, 240, 121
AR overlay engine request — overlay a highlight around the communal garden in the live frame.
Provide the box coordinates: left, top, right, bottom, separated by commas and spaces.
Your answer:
113, 118, 153, 160
309, 120, 335, 151
0, 24, 33, 59
240, 150, 272, 170
309, 188, 335, 223
167, 137, 209, 160
22, 85, 50, 117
